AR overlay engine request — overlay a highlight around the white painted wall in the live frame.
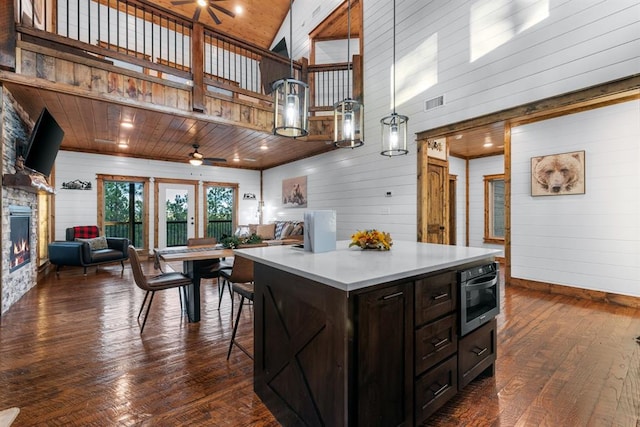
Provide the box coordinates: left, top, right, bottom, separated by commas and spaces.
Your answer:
511, 100, 640, 297
468, 155, 504, 252
54, 151, 260, 249
261, 0, 639, 297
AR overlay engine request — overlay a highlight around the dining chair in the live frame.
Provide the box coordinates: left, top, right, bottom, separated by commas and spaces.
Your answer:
186, 237, 233, 306
128, 245, 193, 333
224, 255, 256, 359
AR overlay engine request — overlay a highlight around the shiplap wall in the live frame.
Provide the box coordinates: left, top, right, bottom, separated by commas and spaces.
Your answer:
468, 155, 504, 252
261, 0, 639, 296
511, 101, 640, 297
54, 151, 260, 249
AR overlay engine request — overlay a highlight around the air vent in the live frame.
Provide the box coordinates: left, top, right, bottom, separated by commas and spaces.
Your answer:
94, 138, 116, 144
312, 5, 322, 18
424, 95, 445, 111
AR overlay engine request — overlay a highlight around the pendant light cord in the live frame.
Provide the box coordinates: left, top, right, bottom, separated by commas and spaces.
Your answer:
392, 0, 396, 115
347, 0, 351, 94
289, 0, 294, 78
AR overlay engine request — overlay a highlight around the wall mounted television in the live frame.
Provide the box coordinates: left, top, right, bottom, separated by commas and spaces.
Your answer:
23, 107, 64, 177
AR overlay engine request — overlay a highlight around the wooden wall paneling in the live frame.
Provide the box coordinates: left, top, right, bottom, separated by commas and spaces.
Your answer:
151, 81, 165, 105
0, 0, 15, 70
91, 68, 107, 93
164, 86, 178, 109
36, 52, 55, 80
176, 88, 190, 111
20, 50, 36, 76
55, 58, 75, 85
73, 63, 92, 90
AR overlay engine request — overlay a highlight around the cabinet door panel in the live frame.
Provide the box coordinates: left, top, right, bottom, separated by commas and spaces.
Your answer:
458, 318, 497, 388
356, 282, 411, 427
415, 355, 458, 424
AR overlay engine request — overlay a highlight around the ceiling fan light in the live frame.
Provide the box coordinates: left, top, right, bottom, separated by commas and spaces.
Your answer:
189, 157, 203, 166
197, 0, 207, 7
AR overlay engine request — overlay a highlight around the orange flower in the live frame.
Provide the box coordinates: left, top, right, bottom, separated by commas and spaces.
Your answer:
349, 229, 393, 250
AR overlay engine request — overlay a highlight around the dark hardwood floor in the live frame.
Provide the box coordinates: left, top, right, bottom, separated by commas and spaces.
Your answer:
1, 260, 639, 426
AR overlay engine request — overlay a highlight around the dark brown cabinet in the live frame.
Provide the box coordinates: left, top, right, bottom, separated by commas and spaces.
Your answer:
458, 318, 497, 389
414, 271, 459, 423
355, 282, 412, 427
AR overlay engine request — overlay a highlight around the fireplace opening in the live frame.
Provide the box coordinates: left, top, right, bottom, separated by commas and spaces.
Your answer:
9, 205, 32, 273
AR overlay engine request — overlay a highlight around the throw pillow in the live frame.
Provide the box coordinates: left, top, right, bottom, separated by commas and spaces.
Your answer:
274, 221, 287, 240
290, 222, 304, 235
280, 223, 294, 238
256, 223, 276, 240
76, 236, 108, 250
73, 225, 100, 239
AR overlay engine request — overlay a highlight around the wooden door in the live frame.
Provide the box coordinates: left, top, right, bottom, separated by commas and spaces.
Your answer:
448, 175, 457, 245
426, 159, 448, 244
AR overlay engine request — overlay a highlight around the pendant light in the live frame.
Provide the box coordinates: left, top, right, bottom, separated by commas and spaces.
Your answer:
273, 0, 309, 138
333, 0, 364, 148
380, 0, 408, 156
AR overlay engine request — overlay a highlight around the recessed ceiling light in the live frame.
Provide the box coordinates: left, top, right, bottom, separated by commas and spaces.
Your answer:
121, 121, 134, 129
234, 5, 243, 14
260, 145, 268, 150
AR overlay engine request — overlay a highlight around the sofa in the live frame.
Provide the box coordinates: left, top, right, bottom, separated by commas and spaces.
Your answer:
245, 220, 304, 244
48, 226, 130, 275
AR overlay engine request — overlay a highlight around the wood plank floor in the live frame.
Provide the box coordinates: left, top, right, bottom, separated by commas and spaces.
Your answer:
0, 260, 639, 426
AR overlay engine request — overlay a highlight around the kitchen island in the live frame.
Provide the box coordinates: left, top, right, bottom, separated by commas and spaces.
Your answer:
235, 240, 501, 426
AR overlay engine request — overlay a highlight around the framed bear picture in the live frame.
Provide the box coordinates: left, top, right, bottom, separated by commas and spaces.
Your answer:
531, 150, 585, 196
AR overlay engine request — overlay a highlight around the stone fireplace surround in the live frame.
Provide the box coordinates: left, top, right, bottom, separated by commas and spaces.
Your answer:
1, 86, 38, 315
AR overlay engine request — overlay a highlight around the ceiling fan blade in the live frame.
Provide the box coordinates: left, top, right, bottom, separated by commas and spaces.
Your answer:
171, 0, 193, 5
193, 7, 202, 22
209, 3, 236, 18
206, 7, 222, 25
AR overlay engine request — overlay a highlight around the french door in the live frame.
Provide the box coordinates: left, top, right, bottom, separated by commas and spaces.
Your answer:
157, 182, 197, 247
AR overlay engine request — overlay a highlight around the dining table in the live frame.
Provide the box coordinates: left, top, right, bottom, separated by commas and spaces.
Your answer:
154, 245, 234, 322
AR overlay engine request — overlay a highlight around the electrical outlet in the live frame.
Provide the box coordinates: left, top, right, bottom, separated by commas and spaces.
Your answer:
385, 191, 392, 197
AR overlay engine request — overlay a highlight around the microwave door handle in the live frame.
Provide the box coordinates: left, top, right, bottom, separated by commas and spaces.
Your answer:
465, 275, 498, 290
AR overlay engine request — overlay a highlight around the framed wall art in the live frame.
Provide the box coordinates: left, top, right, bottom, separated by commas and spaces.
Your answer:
531, 150, 585, 196
282, 175, 307, 207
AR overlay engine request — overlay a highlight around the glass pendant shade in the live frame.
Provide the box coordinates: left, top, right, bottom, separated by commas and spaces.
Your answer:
273, 78, 309, 138
380, 112, 408, 156
334, 98, 364, 148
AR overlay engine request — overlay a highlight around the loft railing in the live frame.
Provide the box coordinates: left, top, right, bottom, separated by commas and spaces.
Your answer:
14, 0, 360, 113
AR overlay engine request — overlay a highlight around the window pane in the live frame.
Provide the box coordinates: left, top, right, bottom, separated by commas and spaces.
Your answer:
491, 179, 505, 238
104, 181, 144, 247
206, 186, 234, 240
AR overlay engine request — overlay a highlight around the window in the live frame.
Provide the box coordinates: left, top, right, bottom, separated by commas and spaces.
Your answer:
97, 175, 149, 249
484, 174, 505, 244
204, 183, 237, 240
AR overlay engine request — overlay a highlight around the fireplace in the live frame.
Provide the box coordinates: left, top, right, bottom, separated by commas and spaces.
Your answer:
9, 205, 31, 273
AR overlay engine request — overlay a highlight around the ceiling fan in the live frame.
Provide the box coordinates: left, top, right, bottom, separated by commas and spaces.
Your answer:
170, 0, 235, 25
188, 144, 226, 166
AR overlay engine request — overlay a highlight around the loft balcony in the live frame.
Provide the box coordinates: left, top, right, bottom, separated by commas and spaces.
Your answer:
0, 0, 363, 169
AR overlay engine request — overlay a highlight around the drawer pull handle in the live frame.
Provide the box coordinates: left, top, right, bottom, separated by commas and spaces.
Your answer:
382, 291, 404, 300
433, 338, 448, 348
472, 347, 488, 357
433, 383, 448, 397
432, 293, 448, 301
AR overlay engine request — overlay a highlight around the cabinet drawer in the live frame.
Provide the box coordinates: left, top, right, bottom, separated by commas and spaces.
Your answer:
415, 271, 456, 326
415, 355, 458, 424
458, 318, 497, 389
415, 314, 457, 376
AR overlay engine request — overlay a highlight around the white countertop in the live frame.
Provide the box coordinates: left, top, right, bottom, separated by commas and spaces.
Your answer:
235, 240, 501, 291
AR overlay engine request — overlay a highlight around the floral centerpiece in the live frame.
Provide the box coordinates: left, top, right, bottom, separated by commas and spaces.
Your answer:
349, 229, 393, 251
221, 233, 263, 249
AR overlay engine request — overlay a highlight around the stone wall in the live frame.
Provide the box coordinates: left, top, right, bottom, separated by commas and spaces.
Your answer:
1, 85, 38, 315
